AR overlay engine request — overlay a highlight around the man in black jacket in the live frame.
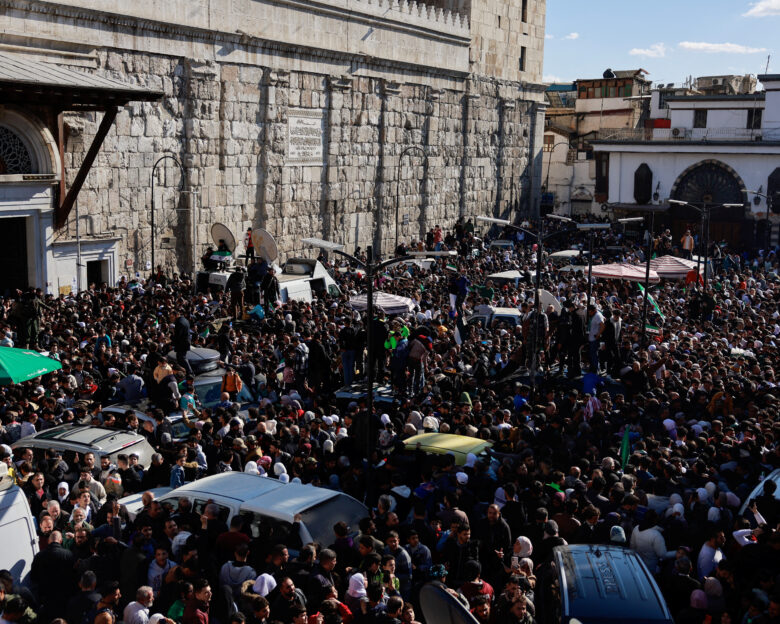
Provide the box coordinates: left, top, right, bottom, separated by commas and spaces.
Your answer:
30, 531, 76, 620
172, 311, 193, 375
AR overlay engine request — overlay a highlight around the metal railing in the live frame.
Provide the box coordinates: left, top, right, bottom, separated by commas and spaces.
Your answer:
598, 126, 780, 142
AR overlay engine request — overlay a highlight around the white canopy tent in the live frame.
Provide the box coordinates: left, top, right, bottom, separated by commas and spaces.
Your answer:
649, 255, 698, 280
590, 263, 661, 284
349, 292, 417, 315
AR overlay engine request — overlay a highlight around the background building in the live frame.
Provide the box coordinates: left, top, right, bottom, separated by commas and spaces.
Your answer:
592, 74, 780, 249
0, 0, 548, 293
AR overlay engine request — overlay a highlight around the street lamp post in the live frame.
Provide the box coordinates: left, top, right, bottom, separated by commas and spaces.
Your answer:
395, 146, 427, 254
748, 189, 775, 256
151, 154, 185, 275
669, 200, 743, 290
544, 216, 643, 310
477, 214, 572, 395
302, 237, 454, 500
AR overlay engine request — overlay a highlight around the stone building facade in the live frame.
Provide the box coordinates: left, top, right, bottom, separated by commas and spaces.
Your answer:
0, 0, 547, 289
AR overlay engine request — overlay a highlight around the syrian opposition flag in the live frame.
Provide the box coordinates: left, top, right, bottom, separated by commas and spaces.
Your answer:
621, 427, 631, 469
638, 284, 665, 321
454, 310, 466, 346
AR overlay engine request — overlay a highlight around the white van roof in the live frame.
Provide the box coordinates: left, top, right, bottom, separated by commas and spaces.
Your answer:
168, 473, 340, 521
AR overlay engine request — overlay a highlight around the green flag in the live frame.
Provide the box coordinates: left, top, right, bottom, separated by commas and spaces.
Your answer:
620, 427, 631, 469
638, 283, 665, 321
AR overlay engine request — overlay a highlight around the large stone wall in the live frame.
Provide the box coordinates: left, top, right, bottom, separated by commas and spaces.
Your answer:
2, 0, 547, 272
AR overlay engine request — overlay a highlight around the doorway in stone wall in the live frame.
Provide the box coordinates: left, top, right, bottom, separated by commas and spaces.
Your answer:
0, 217, 28, 295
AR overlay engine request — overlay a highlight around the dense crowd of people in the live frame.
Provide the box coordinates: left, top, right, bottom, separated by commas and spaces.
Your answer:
1, 215, 780, 624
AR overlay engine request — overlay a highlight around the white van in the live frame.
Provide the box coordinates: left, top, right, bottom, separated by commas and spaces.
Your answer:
0, 465, 38, 586
120, 472, 366, 553
466, 305, 523, 328
278, 258, 341, 303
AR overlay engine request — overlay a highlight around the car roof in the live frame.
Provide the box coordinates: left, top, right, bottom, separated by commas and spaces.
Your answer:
555, 545, 672, 624
161, 473, 340, 520
740, 468, 780, 514
403, 433, 493, 465
102, 402, 183, 422
13, 425, 146, 452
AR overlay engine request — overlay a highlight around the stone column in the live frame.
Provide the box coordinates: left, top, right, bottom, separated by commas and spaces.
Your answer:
180, 58, 219, 272
258, 69, 290, 240
324, 74, 353, 245
417, 87, 442, 240
373, 79, 401, 257
495, 97, 516, 218
458, 78, 480, 220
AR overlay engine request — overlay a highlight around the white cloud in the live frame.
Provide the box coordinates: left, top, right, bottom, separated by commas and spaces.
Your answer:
629, 43, 667, 58
744, 0, 780, 16
679, 41, 768, 54
543, 74, 564, 83
545, 34, 554, 40
564, 32, 579, 40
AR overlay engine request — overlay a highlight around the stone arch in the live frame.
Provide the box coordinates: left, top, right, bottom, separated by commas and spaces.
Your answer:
0, 107, 61, 178
669, 159, 746, 207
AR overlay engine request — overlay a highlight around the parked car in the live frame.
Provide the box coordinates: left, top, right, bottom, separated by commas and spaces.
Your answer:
539, 544, 673, 624
166, 347, 220, 374
278, 258, 341, 303
119, 472, 367, 554
739, 468, 780, 517
403, 433, 493, 466
334, 382, 396, 408
0, 463, 38, 587
466, 305, 522, 328
12, 425, 157, 468
101, 402, 191, 443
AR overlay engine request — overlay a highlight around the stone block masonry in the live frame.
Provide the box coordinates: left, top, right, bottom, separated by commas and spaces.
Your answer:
3, 0, 547, 272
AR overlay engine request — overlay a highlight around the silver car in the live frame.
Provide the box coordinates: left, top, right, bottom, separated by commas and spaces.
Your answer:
12, 425, 156, 468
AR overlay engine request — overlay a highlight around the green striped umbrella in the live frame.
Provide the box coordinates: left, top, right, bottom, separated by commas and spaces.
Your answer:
0, 347, 62, 385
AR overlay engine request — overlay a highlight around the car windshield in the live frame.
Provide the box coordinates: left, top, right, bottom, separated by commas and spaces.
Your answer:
299, 495, 366, 544
170, 420, 191, 439
195, 378, 224, 409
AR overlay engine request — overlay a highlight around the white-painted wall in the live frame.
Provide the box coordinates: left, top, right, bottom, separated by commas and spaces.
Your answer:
601, 148, 779, 216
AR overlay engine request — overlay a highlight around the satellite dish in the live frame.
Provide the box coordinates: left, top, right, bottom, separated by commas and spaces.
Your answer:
251, 228, 279, 263
419, 583, 479, 624
210, 223, 236, 253
603, 68, 617, 79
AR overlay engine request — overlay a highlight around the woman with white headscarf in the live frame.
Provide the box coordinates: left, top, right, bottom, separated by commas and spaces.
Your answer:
344, 572, 367, 614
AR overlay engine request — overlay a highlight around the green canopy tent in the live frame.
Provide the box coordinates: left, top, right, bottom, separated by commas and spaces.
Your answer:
0, 347, 62, 385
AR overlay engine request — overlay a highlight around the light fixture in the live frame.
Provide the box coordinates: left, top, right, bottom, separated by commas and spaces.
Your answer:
301, 237, 346, 252
753, 185, 764, 207
476, 216, 511, 226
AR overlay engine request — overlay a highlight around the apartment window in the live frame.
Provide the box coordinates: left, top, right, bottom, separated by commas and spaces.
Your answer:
543, 135, 555, 151
519, 46, 527, 72
521, 0, 528, 22
693, 109, 708, 129
747, 108, 763, 130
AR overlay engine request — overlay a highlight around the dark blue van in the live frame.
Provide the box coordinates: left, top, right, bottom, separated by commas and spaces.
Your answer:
541, 545, 674, 624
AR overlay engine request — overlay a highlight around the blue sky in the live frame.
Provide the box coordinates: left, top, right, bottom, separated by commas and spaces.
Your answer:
543, 0, 778, 86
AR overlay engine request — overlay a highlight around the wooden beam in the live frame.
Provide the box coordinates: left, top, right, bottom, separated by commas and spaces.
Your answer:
55, 105, 117, 229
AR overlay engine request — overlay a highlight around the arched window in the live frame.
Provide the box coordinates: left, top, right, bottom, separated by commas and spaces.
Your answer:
0, 125, 35, 175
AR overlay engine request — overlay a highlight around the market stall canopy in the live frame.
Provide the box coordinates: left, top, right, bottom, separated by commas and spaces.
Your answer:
590, 263, 660, 284
0, 347, 62, 385
350, 292, 417, 315
649, 255, 698, 279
